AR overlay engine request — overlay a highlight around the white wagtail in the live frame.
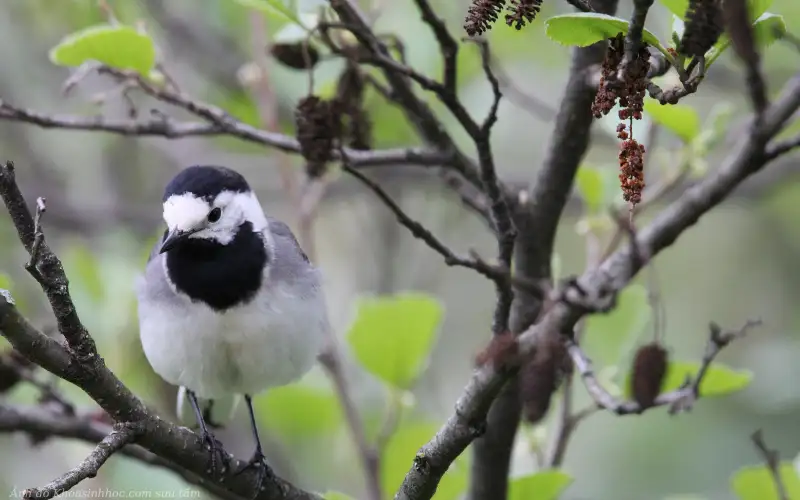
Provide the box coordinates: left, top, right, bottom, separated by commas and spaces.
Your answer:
135, 165, 329, 485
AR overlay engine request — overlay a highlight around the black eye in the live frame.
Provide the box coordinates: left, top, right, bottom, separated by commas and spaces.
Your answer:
207, 207, 222, 222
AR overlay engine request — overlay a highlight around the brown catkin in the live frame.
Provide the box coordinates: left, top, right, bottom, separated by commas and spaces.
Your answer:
619, 136, 646, 205
505, 0, 543, 30
591, 33, 625, 118
629, 342, 669, 409
679, 0, 724, 58
475, 331, 518, 368
294, 96, 340, 178
270, 42, 320, 70
333, 64, 373, 151
521, 336, 570, 424
464, 0, 506, 36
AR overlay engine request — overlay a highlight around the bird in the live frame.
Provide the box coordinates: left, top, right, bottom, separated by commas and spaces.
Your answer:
135, 165, 329, 488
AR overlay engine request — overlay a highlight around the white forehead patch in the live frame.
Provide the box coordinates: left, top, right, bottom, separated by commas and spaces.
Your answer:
163, 193, 210, 231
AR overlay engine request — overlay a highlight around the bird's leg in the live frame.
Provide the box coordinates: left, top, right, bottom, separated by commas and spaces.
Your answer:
234, 394, 275, 494
187, 390, 230, 478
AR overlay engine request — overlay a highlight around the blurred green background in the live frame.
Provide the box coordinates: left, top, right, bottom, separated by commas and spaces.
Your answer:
1, 0, 799, 499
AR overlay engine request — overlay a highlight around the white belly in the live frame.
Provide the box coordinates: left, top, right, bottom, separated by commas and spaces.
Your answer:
138, 283, 327, 399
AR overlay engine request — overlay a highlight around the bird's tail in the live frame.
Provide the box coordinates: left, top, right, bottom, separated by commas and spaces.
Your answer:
176, 386, 241, 429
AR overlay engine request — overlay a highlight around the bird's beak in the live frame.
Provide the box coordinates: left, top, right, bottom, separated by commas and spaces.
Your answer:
159, 228, 196, 254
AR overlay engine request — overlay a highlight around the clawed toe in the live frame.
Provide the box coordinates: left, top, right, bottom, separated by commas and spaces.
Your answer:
234, 451, 274, 497
200, 430, 230, 479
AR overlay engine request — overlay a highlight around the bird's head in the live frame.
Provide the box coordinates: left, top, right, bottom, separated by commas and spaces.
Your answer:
159, 165, 267, 253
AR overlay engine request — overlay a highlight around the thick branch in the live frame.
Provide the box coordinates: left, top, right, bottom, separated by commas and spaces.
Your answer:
0, 163, 321, 500
393, 72, 800, 500
618, 0, 655, 80
469, 0, 618, 497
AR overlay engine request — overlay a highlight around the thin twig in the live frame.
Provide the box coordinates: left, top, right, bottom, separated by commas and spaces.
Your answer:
750, 430, 788, 500
0, 355, 75, 415
411, 0, 458, 93
0, 100, 451, 169
319, 347, 381, 500
764, 134, 800, 161
23, 422, 141, 499
342, 161, 540, 297
567, 320, 761, 415
464, 37, 517, 334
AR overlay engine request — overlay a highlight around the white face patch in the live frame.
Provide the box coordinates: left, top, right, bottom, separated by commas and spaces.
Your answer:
163, 193, 209, 233
162, 190, 268, 245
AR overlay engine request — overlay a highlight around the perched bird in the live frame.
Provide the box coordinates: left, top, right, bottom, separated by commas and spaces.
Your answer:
135, 165, 328, 486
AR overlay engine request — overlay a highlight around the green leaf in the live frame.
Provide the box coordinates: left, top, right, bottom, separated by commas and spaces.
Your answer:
256, 384, 342, 437
660, 0, 772, 21
49, 24, 156, 75
623, 361, 753, 399
575, 166, 606, 213
731, 463, 800, 500
347, 293, 443, 389
232, 0, 306, 27
322, 492, 356, 500
508, 471, 573, 500
749, 0, 774, 20
644, 99, 700, 142
706, 13, 786, 67
381, 421, 467, 500
583, 284, 650, 367
545, 13, 663, 49
658, 0, 688, 18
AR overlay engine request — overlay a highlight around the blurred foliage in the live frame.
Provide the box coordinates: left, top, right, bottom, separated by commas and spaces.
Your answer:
622, 360, 754, 398
508, 471, 573, 500
730, 462, 800, 499
0, 0, 799, 498
49, 24, 157, 76
347, 293, 443, 390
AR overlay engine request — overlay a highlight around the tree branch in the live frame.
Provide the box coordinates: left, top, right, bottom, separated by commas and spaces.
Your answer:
342, 163, 541, 296
0, 100, 449, 169
393, 71, 800, 500
469, 0, 619, 496
319, 348, 381, 500
328, 0, 515, 205
0, 160, 321, 500
24, 422, 142, 500
465, 38, 517, 335
618, 0, 655, 81
0, 403, 243, 500
567, 319, 760, 415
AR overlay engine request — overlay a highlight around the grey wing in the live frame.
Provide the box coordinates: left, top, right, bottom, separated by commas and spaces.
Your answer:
265, 218, 319, 290
266, 217, 309, 263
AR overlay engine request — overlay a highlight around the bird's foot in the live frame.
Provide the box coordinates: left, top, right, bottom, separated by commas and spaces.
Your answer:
200, 429, 231, 479
234, 450, 274, 497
